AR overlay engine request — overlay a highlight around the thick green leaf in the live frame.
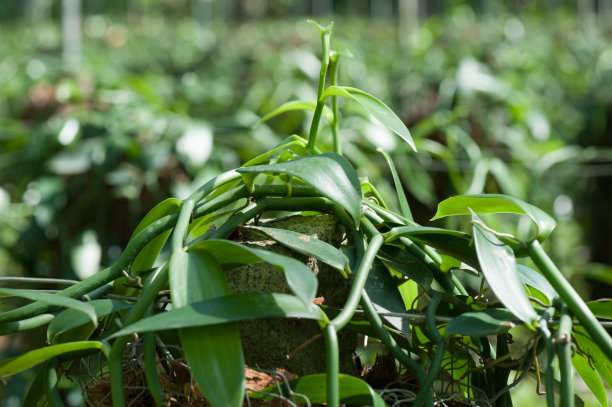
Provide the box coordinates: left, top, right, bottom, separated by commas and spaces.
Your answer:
432, 194, 556, 241
0, 341, 110, 377
238, 153, 362, 225
0, 288, 97, 327
364, 260, 409, 332
586, 299, 612, 320
472, 214, 538, 326
444, 308, 518, 337
377, 245, 433, 289
574, 326, 612, 389
192, 239, 318, 305
250, 373, 387, 406
573, 352, 608, 407
245, 225, 349, 275
384, 226, 479, 269
47, 299, 132, 343
256, 100, 333, 126
516, 264, 558, 303
131, 198, 181, 272
322, 85, 416, 152
377, 147, 413, 220
110, 293, 326, 338
170, 249, 244, 407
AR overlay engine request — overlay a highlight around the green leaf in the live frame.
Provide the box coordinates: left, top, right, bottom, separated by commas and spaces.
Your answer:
47, 299, 132, 344
170, 249, 245, 407
250, 373, 387, 406
110, 293, 326, 338
574, 326, 612, 390
573, 352, 608, 407
256, 100, 333, 126
384, 226, 479, 269
471, 214, 538, 326
0, 288, 97, 327
245, 225, 349, 275
516, 264, 558, 303
131, 198, 181, 272
586, 299, 612, 320
192, 239, 318, 305
377, 147, 412, 220
237, 153, 362, 225
377, 245, 433, 289
432, 194, 556, 241
0, 341, 110, 377
365, 260, 409, 331
444, 308, 518, 337
322, 86, 416, 152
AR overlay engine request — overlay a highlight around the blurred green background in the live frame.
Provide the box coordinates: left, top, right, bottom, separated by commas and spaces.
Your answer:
1, 0, 611, 405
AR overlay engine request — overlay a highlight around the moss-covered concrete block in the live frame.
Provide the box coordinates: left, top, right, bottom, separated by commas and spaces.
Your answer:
226, 214, 357, 376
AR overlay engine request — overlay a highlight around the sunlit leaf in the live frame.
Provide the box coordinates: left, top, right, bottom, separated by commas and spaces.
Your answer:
471, 214, 538, 326
256, 100, 333, 126
192, 239, 318, 304
238, 153, 362, 225
574, 326, 612, 389
0, 288, 97, 327
245, 225, 349, 275
444, 309, 517, 337
322, 86, 416, 151
516, 264, 558, 303
432, 194, 556, 241
47, 299, 132, 344
170, 249, 244, 407
586, 299, 612, 320
0, 341, 110, 377
573, 352, 608, 407
250, 373, 387, 406
110, 293, 326, 337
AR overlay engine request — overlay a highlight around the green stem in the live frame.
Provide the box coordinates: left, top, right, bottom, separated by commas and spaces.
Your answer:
324, 324, 340, 407
171, 170, 241, 252
330, 52, 341, 155
556, 306, 574, 407
414, 291, 444, 407
494, 333, 512, 407
306, 22, 332, 154
110, 264, 169, 407
330, 232, 383, 330
539, 308, 556, 407
143, 307, 165, 407
0, 313, 55, 335
527, 240, 612, 361
398, 236, 456, 294
360, 291, 426, 382
43, 358, 65, 407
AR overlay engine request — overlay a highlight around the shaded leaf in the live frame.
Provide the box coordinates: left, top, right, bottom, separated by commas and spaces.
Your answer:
0, 288, 97, 327
377, 245, 433, 289
432, 194, 556, 241
238, 153, 362, 225
472, 214, 538, 326
0, 341, 110, 377
444, 309, 517, 337
365, 260, 408, 331
384, 226, 479, 269
245, 225, 349, 275
322, 86, 416, 152
250, 373, 387, 406
110, 293, 326, 338
170, 249, 244, 407
47, 299, 132, 343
